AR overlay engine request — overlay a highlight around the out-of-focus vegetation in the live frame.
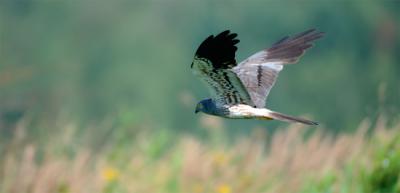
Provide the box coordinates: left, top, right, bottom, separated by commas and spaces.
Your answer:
1, 1, 400, 193
0, 117, 399, 193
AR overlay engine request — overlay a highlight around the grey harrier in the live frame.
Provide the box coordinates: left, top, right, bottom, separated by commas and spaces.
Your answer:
191, 29, 324, 125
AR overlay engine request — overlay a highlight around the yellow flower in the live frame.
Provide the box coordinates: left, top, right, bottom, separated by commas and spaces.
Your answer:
101, 167, 119, 182
216, 184, 231, 193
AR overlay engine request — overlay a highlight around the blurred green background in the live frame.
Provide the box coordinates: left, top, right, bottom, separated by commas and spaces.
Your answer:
1, 1, 400, 193
0, 0, 399, 134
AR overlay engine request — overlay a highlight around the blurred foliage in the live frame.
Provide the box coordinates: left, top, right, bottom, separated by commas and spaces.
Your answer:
0, 0, 399, 134
361, 132, 400, 193
1, 118, 400, 193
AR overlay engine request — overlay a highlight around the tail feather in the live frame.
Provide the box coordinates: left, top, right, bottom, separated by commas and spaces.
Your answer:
266, 111, 318, 126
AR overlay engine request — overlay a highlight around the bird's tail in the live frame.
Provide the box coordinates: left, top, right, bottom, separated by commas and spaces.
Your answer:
258, 110, 318, 126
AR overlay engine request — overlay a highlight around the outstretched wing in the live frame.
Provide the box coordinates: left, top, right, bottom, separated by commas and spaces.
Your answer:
191, 30, 254, 107
233, 29, 324, 108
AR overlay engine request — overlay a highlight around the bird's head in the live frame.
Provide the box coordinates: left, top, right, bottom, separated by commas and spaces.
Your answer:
195, 98, 214, 114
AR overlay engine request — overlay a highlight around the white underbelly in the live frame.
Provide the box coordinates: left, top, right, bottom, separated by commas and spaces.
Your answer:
226, 104, 270, 119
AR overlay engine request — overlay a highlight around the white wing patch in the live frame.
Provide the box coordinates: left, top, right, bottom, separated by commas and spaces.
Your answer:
262, 62, 283, 71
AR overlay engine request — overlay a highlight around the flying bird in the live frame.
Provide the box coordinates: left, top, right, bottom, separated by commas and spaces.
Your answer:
191, 29, 324, 125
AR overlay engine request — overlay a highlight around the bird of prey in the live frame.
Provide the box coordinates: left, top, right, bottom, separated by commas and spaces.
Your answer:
191, 29, 324, 125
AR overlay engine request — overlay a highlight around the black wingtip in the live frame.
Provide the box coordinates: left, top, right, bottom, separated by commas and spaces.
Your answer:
217, 30, 231, 37
195, 30, 240, 69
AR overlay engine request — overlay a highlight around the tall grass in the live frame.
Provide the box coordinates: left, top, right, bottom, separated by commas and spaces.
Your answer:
0, 116, 399, 193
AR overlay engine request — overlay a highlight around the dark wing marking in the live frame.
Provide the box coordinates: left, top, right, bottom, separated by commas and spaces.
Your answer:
233, 29, 324, 108
194, 30, 239, 69
192, 30, 253, 107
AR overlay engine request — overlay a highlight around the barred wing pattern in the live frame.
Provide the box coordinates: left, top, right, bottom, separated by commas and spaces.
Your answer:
191, 30, 254, 107
233, 29, 324, 108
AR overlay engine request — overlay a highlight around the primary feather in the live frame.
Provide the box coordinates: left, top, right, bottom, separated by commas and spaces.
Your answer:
233, 29, 325, 108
